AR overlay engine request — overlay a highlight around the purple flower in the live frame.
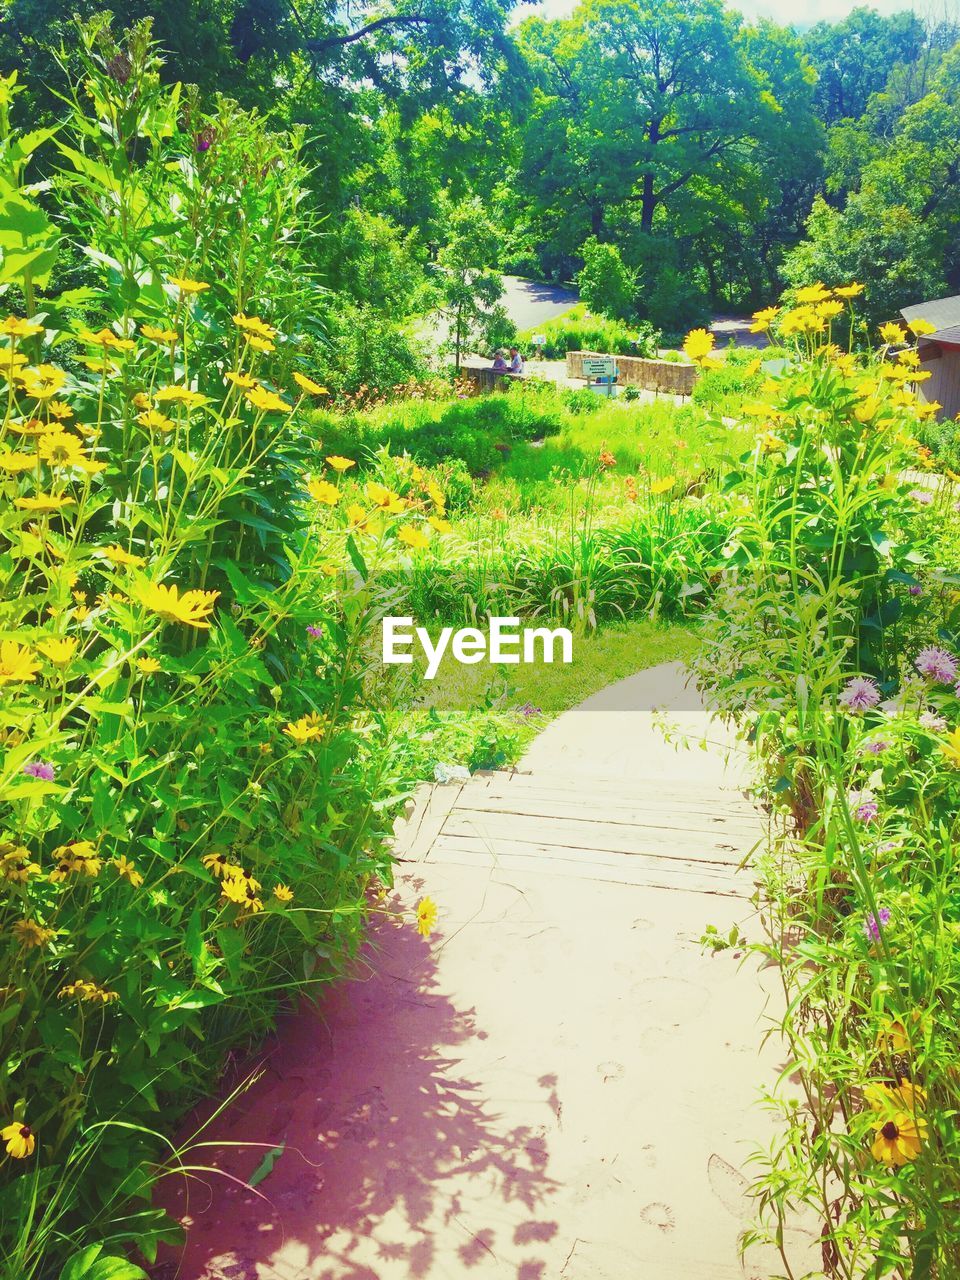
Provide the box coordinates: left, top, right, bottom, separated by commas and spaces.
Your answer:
861, 740, 888, 756
909, 489, 934, 505
838, 676, 881, 713
856, 800, 879, 823
306, 625, 323, 639
517, 702, 542, 718
915, 646, 958, 685
863, 907, 892, 941
919, 710, 948, 732
23, 760, 55, 781
908, 585, 923, 597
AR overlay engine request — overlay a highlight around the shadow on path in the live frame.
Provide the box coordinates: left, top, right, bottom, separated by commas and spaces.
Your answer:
158, 888, 559, 1280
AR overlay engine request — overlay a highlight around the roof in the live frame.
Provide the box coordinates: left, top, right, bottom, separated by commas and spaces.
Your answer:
901, 293, 960, 335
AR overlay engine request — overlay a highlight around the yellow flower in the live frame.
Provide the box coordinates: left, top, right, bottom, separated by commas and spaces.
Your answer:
795, 282, 831, 304
14, 494, 75, 512
0, 640, 39, 685
650, 475, 676, 496
11, 919, 54, 948
2, 1120, 36, 1159
871, 1111, 925, 1166
247, 336, 275, 354
246, 386, 290, 413
20, 365, 67, 399
0, 315, 43, 338
50, 841, 102, 879
225, 370, 258, 390
908, 318, 937, 337
878, 1017, 912, 1055
38, 431, 86, 468
835, 283, 865, 298
79, 327, 135, 352
113, 855, 144, 887
682, 328, 715, 363
220, 874, 261, 910
136, 582, 220, 629
293, 372, 328, 396
326, 455, 356, 472
428, 515, 451, 534
37, 636, 78, 666
7, 416, 52, 436
202, 850, 236, 878
0, 451, 36, 473
0, 349, 28, 375
99, 544, 145, 568
307, 478, 341, 506
284, 715, 324, 744
749, 306, 779, 332
416, 896, 438, 938
941, 727, 960, 768
427, 481, 446, 512
58, 980, 118, 1004
1, 847, 41, 882
398, 524, 429, 550
141, 324, 178, 343
273, 883, 294, 902
135, 656, 161, 675
367, 481, 405, 514
816, 299, 844, 320
232, 314, 277, 340
879, 322, 907, 346
136, 408, 175, 432
168, 276, 209, 294
154, 385, 210, 408
47, 400, 73, 421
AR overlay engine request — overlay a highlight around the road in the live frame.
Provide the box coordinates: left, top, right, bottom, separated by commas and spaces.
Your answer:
500, 274, 579, 330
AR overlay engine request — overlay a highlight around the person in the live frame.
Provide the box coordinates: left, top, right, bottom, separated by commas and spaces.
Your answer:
508, 347, 524, 376
491, 350, 508, 372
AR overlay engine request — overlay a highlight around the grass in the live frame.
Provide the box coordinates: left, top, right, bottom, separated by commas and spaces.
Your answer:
414, 618, 700, 719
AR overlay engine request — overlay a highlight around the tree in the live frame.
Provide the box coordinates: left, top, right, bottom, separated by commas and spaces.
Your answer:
576, 239, 637, 321
803, 8, 925, 126
434, 196, 505, 370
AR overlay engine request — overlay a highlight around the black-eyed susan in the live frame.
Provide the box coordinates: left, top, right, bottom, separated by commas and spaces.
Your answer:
114, 855, 144, 888
136, 582, 219, 628
11, 919, 55, 948
0, 847, 41, 882
2, 1120, 36, 1158
201, 850, 236, 878
273, 883, 294, 902
871, 1111, 925, 1166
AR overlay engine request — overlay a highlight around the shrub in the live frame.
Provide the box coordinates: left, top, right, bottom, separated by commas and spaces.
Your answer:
576, 238, 637, 323
519, 306, 660, 360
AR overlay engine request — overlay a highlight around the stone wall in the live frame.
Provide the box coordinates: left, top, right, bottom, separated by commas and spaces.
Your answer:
565, 350, 698, 396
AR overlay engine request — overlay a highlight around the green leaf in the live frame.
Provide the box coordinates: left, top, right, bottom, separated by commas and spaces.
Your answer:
249, 1144, 285, 1187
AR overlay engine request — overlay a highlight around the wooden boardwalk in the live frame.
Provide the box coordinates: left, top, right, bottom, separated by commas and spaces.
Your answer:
165, 664, 815, 1280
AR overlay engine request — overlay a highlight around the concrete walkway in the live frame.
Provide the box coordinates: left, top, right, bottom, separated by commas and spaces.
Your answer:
164, 664, 810, 1280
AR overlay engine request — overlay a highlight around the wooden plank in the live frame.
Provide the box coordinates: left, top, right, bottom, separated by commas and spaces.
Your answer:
439, 810, 755, 864
428, 834, 746, 897
453, 790, 760, 837
457, 774, 756, 817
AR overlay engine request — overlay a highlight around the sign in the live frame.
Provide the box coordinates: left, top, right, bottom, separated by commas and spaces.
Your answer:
531, 334, 546, 346
581, 356, 616, 378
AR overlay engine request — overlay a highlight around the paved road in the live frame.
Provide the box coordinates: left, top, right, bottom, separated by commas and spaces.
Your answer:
500, 275, 579, 330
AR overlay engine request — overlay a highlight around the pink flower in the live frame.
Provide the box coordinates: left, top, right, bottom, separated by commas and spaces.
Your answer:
838, 676, 880, 712
915, 646, 958, 685
22, 760, 55, 781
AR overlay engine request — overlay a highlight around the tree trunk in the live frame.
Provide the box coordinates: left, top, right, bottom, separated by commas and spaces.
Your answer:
640, 172, 656, 234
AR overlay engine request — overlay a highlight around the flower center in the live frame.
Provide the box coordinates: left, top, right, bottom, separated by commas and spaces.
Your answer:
882, 1121, 899, 1141
19, 1126, 31, 1138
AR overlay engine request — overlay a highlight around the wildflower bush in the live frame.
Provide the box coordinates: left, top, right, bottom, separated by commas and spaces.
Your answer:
0, 28, 445, 1276
694, 287, 960, 1276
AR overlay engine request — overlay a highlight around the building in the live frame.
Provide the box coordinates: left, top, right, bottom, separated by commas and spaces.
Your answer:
901, 294, 960, 420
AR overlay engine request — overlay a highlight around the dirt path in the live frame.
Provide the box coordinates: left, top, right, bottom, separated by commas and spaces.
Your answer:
162, 664, 812, 1280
